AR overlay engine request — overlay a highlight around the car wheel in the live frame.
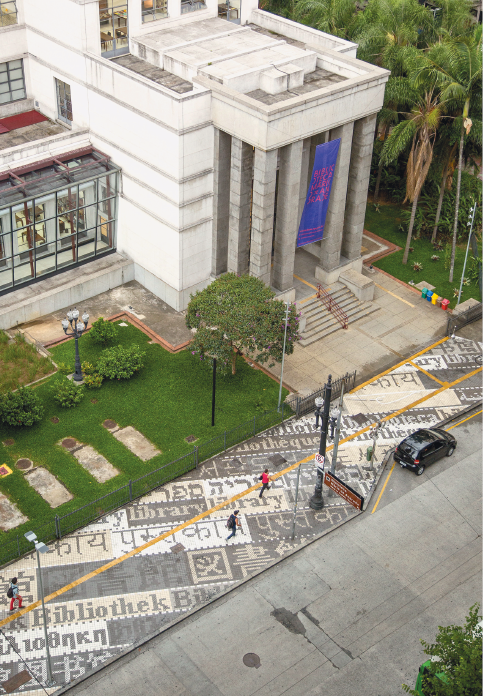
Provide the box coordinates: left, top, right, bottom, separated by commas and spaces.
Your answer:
446, 446, 455, 457
416, 465, 425, 476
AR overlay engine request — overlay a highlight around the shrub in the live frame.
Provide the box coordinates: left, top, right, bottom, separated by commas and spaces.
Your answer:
84, 373, 103, 389
431, 255, 440, 262
81, 361, 97, 376
97, 344, 145, 380
0, 387, 44, 426
88, 317, 118, 345
56, 361, 74, 375
52, 377, 85, 408
412, 262, 423, 272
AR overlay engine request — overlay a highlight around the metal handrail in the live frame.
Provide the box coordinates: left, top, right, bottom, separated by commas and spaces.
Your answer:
316, 284, 348, 329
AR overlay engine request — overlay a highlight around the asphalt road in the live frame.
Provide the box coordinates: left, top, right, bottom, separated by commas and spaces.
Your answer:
62, 406, 482, 696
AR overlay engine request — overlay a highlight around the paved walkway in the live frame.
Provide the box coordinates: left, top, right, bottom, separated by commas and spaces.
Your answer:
60, 413, 481, 696
0, 335, 481, 695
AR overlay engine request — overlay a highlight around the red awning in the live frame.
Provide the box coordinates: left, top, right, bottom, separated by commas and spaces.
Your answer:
0, 110, 49, 133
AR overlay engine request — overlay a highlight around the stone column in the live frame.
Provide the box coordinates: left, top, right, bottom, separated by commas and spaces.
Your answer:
249, 148, 278, 286
211, 129, 231, 276
342, 114, 377, 260
227, 137, 253, 275
273, 140, 303, 291
316, 121, 354, 280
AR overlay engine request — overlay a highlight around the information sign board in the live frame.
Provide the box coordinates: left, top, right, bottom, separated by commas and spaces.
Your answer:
324, 471, 364, 510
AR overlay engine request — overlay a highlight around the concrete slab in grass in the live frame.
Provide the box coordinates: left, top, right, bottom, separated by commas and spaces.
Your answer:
0, 494, 28, 530
73, 446, 119, 483
25, 467, 73, 508
113, 426, 161, 461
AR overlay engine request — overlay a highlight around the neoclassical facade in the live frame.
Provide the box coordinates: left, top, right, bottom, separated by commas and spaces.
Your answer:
0, 0, 388, 325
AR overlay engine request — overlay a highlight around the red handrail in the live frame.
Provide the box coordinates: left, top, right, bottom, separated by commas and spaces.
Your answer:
316, 284, 348, 329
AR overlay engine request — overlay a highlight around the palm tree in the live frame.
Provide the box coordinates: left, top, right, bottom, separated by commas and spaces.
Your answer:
292, 0, 358, 40
413, 27, 482, 281
380, 90, 442, 264
373, 76, 419, 203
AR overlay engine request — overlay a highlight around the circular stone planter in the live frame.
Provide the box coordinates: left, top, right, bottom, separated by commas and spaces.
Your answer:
51, 417, 60, 424
16, 458, 33, 471
2, 439, 14, 447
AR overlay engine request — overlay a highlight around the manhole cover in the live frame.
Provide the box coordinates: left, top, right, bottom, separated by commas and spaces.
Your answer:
61, 438, 77, 449
2, 439, 14, 447
91, 399, 98, 404
103, 419, 117, 429
243, 653, 261, 669
51, 417, 59, 424
2, 669, 32, 693
269, 454, 287, 467
185, 435, 197, 443
231, 458, 243, 467
16, 459, 32, 470
170, 543, 186, 553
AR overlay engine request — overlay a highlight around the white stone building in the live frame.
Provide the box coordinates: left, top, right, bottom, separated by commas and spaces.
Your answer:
0, 0, 388, 327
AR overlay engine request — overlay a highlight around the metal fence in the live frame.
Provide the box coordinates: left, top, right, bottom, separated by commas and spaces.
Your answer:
293, 371, 357, 418
447, 301, 482, 336
0, 404, 290, 569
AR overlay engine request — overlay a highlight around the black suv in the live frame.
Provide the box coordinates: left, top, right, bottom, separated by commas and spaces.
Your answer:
394, 428, 457, 476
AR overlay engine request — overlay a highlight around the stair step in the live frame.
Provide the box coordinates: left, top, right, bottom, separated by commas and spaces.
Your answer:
304, 298, 363, 324
303, 295, 357, 319
299, 305, 380, 345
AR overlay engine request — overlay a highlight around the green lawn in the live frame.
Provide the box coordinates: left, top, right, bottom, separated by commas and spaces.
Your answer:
365, 203, 482, 308
0, 322, 287, 555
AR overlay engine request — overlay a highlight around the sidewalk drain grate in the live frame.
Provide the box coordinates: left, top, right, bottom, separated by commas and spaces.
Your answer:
171, 543, 186, 553
243, 653, 261, 668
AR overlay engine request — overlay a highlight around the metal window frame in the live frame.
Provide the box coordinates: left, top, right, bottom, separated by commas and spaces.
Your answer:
141, 0, 168, 22
0, 0, 18, 27
100, 1, 129, 58
0, 58, 26, 104
55, 77, 73, 124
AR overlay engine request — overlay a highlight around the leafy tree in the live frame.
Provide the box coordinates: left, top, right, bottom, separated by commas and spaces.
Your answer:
186, 273, 300, 376
0, 387, 44, 426
413, 27, 482, 280
402, 604, 482, 695
88, 317, 118, 345
381, 89, 443, 263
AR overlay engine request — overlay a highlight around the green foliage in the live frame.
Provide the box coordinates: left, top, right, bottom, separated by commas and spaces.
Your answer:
0, 387, 44, 427
402, 604, 482, 695
293, 0, 358, 39
52, 377, 85, 408
88, 317, 118, 345
186, 274, 300, 376
97, 344, 145, 380
56, 361, 74, 376
83, 373, 103, 389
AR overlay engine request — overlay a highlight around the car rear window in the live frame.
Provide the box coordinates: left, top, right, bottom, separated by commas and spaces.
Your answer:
399, 442, 417, 456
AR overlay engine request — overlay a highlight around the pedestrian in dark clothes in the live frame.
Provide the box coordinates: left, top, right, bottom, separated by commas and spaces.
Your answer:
226, 510, 241, 541
259, 469, 272, 498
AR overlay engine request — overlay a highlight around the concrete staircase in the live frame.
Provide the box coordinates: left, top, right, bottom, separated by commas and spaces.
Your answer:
298, 282, 379, 346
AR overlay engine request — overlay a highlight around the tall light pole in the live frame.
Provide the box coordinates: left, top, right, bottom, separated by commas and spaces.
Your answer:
277, 301, 290, 412
310, 374, 332, 510
457, 202, 476, 306
61, 308, 89, 382
24, 531, 55, 688
330, 378, 345, 475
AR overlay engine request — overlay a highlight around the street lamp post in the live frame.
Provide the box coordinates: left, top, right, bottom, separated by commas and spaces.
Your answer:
61, 308, 89, 382
24, 532, 55, 688
309, 374, 332, 510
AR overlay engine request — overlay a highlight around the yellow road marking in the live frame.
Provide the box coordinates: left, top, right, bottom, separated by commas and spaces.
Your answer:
371, 460, 395, 514
1, 360, 480, 629
350, 337, 449, 394
408, 360, 448, 387
446, 409, 483, 431
298, 293, 317, 305
374, 282, 415, 307
293, 274, 320, 291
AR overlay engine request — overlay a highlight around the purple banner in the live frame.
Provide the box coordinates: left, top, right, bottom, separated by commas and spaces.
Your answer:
296, 138, 340, 247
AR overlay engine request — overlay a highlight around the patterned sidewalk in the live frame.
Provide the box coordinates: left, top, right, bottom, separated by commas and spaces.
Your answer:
0, 336, 481, 695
